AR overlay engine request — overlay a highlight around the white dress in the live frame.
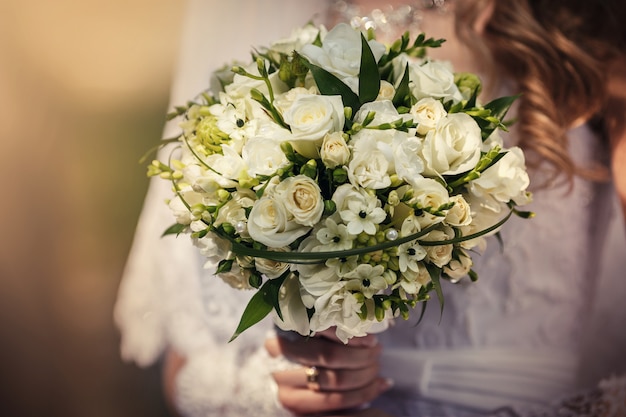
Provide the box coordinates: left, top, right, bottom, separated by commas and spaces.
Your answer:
114, 1, 626, 416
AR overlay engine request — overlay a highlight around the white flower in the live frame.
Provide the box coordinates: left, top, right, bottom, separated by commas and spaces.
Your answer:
247, 196, 310, 248
283, 94, 345, 158
242, 136, 289, 177
422, 228, 454, 268
344, 264, 387, 298
444, 251, 473, 282
254, 248, 291, 279
204, 144, 247, 183
410, 97, 447, 135
168, 187, 204, 225
338, 188, 386, 235
445, 195, 472, 226
347, 146, 391, 189
377, 80, 396, 101
214, 189, 256, 230
400, 58, 463, 103
217, 262, 252, 290
309, 282, 372, 343
409, 177, 451, 213
397, 265, 431, 295
398, 241, 427, 273
421, 112, 482, 176
270, 23, 325, 55
274, 175, 324, 227
225, 61, 288, 100
393, 135, 425, 184
273, 273, 311, 336
325, 255, 359, 277
300, 23, 386, 93
316, 217, 354, 251
320, 132, 350, 169
470, 147, 531, 207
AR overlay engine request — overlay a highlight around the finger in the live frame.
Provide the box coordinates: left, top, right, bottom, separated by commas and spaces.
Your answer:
276, 378, 392, 416
266, 336, 381, 369
271, 363, 380, 392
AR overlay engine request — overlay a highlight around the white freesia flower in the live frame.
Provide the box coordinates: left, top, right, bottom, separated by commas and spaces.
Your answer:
204, 144, 247, 182
398, 241, 427, 273
225, 61, 288, 100
410, 97, 447, 135
393, 135, 425, 184
247, 196, 310, 248
320, 132, 350, 169
338, 187, 386, 235
470, 146, 531, 208
397, 265, 431, 295
273, 273, 311, 336
344, 264, 387, 298
283, 94, 345, 158
217, 262, 252, 290
300, 23, 386, 93
421, 112, 482, 176
242, 136, 289, 177
274, 175, 324, 227
213, 189, 256, 231
316, 217, 354, 251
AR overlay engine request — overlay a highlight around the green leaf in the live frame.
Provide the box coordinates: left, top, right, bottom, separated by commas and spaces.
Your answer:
216, 259, 234, 274
300, 56, 361, 114
161, 223, 186, 237
392, 63, 411, 107
358, 33, 380, 104
229, 288, 273, 342
425, 263, 445, 320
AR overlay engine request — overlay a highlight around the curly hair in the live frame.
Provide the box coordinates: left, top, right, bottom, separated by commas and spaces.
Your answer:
455, 0, 625, 186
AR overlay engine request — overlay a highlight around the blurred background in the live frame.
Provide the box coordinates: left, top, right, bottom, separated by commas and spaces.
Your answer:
0, 0, 182, 415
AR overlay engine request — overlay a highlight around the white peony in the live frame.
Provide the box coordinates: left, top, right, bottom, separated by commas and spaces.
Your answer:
421, 112, 482, 176
283, 94, 345, 158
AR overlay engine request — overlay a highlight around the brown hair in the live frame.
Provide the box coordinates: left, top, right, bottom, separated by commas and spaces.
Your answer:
455, 0, 626, 186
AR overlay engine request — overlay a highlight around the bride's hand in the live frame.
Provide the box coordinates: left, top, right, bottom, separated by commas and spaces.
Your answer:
265, 329, 393, 416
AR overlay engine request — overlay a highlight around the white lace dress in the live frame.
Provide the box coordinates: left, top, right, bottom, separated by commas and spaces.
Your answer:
114, 1, 626, 416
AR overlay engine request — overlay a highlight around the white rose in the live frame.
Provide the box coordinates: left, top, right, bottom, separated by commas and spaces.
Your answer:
410, 97, 447, 135
300, 23, 386, 93
445, 194, 472, 226
255, 249, 291, 279
273, 273, 311, 336
404, 59, 463, 103
283, 94, 345, 158
422, 228, 454, 268
242, 136, 289, 178
274, 87, 317, 115
409, 177, 450, 211
320, 131, 350, 168
247, 196, 310, 248
421, 112, 482, 176
274, 175, 324, 227
443, 251, 473, 282
470, 146, 531, 207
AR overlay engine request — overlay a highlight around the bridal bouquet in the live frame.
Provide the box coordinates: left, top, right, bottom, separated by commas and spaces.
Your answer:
149, 23, 532, 343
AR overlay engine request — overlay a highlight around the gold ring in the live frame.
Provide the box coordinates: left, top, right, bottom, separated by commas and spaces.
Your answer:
305, 366, 320, 391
